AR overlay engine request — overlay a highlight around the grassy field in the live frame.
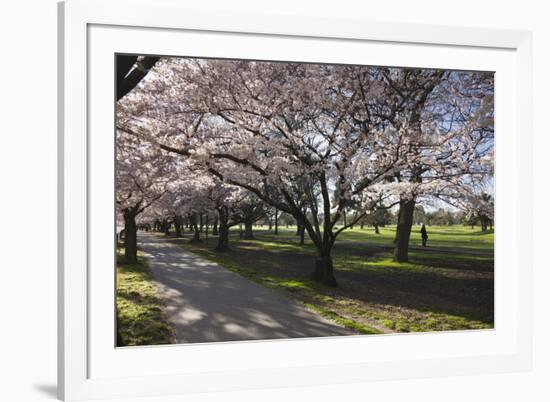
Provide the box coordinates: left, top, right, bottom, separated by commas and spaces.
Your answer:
116, 247, 175, 346
168, 224, 493, 335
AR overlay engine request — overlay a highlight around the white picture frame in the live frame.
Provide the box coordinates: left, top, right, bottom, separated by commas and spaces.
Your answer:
58, 0, 533, 400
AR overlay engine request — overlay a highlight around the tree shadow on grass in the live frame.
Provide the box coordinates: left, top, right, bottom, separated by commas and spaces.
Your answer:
185, 236, 494, 326
336, 264, 493, 323
151, 231, 493, 331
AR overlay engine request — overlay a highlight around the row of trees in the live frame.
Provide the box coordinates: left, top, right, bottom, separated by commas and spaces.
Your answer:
413, 199, 494, 229
130, 201, 492, 246
250, 203, 495, 233
116, 57, 494, 286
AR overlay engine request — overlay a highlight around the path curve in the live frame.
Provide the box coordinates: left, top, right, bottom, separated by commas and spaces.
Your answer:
139, 232, 353, 343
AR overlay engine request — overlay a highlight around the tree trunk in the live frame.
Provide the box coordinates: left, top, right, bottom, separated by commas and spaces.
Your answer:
212, 217, 219, 235
360, 222, 364, 229
199, 213, 204, 232
274, 209, 279, 235
215, 208, 230, 250
393, 207, 402, 245
216, 224, 229, 250
311, 252, 337, 287
243, 220, 254, 239
174, 216, 182, 237
394, 198, 415, 262
123, 211, 138, 264
116, 56, 160, 100
189, 214, 201, 242
190, 223, 201, 242
374, 223, 380, 234
480, 216, 488, 232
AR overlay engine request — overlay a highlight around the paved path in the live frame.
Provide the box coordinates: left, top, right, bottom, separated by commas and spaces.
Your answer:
139, 232, 353, 343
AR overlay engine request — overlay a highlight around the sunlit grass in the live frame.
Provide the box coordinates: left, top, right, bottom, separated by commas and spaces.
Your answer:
116, 249, 175, 346
304, 304, 382, 335
241, 224, 494, 251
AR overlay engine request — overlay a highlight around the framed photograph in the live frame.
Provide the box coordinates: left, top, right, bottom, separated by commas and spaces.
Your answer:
58, 0, 533, 400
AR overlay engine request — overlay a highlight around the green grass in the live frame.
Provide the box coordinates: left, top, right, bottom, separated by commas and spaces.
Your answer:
304, 304, 382, 335
166, 224, 493, 335
116, 249, 175, 346
237, 224, 494, 251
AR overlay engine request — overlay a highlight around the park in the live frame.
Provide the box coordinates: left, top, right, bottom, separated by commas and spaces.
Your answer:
115, 56, 494, 346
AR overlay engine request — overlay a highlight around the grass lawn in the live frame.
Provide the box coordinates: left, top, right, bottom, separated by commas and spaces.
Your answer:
166, 224, 493, 335
116, 247, 175, 346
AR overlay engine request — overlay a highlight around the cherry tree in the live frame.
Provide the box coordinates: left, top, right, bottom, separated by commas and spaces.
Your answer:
116, 128, 169, 263
203, 182, 255, 250
237, 195, 266, 240
162, 172, 263, 250
360, 68, 494, 260
178, 175, 235, 247
362, 208, 392, 234
461, 191, 494, 232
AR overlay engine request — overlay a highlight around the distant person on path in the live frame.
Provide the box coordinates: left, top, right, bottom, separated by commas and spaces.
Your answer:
420, 223, 428, 247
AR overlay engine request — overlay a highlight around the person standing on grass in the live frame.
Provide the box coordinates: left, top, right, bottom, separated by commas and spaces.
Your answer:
420, 223, 428, 247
